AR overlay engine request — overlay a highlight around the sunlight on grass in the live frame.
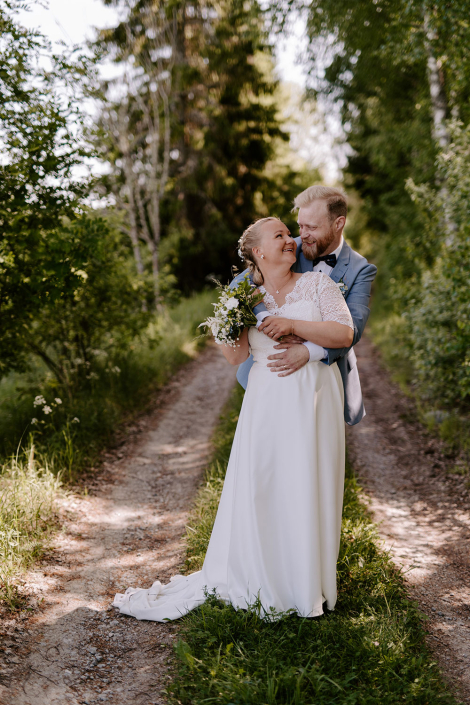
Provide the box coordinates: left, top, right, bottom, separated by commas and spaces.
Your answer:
0, 446, 62, 609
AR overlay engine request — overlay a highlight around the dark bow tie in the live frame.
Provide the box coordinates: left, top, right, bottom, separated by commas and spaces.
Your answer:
311, 253, 337, 269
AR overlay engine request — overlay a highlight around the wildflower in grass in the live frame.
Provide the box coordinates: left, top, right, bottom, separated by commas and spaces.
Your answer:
33, 395, 46, 407
55, 398, 62, 405
72, 417, 80, 423
31, 418, 38, 425
113, 366, 121, 374
42, 405, 52, 415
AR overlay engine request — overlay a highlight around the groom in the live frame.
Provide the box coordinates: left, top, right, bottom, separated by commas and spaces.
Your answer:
233, 185, 377, 425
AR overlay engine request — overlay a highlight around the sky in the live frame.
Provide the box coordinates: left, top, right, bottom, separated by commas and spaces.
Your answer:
18, 0, 122, 47
18, 0, 343, 182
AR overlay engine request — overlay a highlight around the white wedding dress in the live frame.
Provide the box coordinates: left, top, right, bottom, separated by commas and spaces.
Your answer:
113, 272, 354, 620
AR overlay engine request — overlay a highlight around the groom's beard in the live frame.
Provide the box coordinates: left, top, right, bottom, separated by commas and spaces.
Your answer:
301, 224, 336, 261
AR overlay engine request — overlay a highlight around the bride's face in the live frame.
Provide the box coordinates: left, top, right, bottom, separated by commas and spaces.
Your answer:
254, 221, 297, 267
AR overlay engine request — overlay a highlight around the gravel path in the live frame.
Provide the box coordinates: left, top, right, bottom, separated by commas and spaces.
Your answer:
0, 345, 237, 705
347, 336, 470, 703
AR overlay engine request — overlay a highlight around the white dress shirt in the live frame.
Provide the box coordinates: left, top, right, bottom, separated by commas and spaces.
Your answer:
257, 236, 345, 362
312, 236, 344, 275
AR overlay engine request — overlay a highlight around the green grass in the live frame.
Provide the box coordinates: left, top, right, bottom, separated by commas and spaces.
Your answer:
0, 446, 62, 609
0, 290, 215, 609
168, 389, 456, 705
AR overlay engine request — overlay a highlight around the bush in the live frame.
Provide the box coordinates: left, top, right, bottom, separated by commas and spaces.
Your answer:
0, 289, 216, 470
1, 215, 150, 395
406, 122, 470, 409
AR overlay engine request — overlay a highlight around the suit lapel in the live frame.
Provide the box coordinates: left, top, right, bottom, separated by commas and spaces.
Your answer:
329, 241, 350, 283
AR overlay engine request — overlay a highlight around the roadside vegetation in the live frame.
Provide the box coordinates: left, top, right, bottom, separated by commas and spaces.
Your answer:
289, 1, 470, 469
169, 388, 456, 705
0, 291, 214, 471
0, 291, 214, 610
0, 448, 61, 610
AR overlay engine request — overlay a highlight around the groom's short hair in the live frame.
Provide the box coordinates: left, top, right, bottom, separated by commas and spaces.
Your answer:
293, 185, 348, 221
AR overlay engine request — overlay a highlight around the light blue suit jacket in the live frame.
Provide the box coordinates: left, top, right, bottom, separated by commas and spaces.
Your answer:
231, 237, 377, 425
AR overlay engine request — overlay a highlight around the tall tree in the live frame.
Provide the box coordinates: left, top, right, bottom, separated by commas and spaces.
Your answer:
279, 0, 470, 410
97, 0, 302, 293
97, 3, 177, 304
0, 0, 90, 376
280, 0, 470, 296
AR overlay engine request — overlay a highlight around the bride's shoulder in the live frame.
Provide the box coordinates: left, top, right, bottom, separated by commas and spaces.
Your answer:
298, 272, 339, 299
299, 271, 330, 287
294, 271, 325, 299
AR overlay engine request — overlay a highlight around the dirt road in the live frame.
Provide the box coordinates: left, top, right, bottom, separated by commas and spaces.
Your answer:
0, 345, 237, 705
348, 336, 470, 703
2, 335, 469, 704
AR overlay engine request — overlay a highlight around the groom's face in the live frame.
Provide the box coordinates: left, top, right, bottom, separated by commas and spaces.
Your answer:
298, 200, 336, 261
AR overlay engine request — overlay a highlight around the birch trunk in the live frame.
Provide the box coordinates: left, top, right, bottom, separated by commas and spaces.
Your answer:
423, 11, 455, 241
424, 12, 449, 150
123, 156, 145, 277
99, 6, 176, 307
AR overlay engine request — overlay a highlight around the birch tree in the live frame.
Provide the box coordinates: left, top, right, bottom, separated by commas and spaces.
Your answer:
99, 4, 176, 306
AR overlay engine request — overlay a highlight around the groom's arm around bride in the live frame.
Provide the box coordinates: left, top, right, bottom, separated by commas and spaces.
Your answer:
232, 185, 377, 426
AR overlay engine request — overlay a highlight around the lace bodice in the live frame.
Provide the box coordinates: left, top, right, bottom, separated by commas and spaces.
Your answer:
248, 272, 354, 367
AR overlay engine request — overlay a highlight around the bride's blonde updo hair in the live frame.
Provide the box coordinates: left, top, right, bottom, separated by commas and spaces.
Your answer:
237, 216, 281, 286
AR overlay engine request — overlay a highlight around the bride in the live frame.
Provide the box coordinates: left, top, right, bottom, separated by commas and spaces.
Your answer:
113, 216, 354, 620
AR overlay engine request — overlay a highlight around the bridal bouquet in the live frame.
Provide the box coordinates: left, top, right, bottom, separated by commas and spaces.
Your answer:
199, 276, 264, 347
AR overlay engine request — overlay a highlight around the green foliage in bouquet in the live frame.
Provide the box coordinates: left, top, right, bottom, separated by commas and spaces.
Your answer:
199, 276, 264, 347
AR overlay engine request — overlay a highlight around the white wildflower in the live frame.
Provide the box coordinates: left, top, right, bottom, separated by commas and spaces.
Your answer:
74, 269, 88, 280
33, 395, 46, 407
72, 417, 80, 423
55, 398, 62, 405
224, 297, 239, 310
113, 366, 121, 374
42, 405, 52, 415
31, 418, 38, 425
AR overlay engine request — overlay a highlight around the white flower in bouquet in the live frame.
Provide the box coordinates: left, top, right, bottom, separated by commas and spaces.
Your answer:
224, 297, 239, 310
209, 319, 220, 337
199, 275, 264, 347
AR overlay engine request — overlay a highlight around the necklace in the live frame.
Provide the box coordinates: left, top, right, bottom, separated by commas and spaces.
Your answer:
265, 273, 293, 295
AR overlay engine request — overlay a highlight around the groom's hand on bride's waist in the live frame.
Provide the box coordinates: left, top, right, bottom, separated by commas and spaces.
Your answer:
267, 342, 310, 377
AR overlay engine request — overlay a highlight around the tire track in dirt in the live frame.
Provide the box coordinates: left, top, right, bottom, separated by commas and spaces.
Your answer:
347, 336, 470, 703
0, 345, 237, 705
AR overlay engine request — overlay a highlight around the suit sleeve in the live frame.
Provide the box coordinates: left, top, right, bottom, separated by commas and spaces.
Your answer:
325, 261, 377, 365
229, 268, 268, 317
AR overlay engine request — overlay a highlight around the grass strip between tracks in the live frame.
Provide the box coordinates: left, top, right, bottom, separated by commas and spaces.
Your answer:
168, 385, 455, 705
